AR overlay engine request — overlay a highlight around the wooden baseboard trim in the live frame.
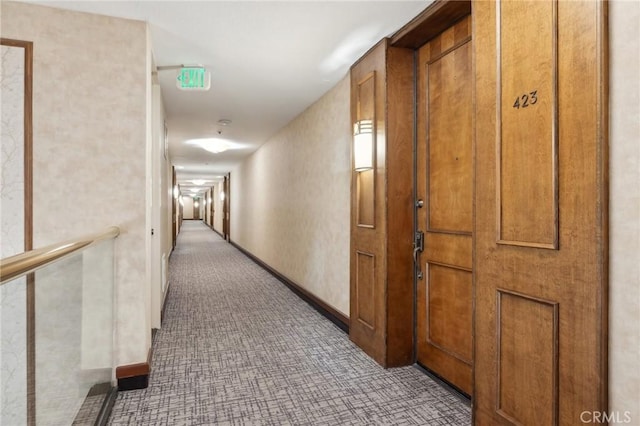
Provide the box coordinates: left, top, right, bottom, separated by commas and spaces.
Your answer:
229, 241, 350, 333
203, 221, 225, 239
116, 348, 152, 391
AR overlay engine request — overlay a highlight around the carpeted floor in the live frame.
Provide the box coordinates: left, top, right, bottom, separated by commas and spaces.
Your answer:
108, 221, 471, 425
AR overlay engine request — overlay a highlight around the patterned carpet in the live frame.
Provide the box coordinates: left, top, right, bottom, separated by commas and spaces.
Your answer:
108, 221, 471, 425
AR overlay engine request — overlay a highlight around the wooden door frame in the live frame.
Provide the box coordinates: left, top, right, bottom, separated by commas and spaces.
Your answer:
389, 0, 472, 376
388, 0, 608, 416
352, 3, 608, 417
171, 167, 177, 249
222, 174, 230, 241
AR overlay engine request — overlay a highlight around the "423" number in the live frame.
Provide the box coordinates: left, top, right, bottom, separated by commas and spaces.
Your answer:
513, 90, 538, 109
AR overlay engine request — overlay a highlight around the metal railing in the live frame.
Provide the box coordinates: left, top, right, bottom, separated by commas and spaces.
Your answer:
1, 227, 120, 425
0, 226, 120, 285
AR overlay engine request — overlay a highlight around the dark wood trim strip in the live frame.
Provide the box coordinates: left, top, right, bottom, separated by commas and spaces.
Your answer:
213, 228, 224, 239
597, 0, 609, 412
116, 348, 152, 391
230, 241, 350, 333
203, 219, 225, 239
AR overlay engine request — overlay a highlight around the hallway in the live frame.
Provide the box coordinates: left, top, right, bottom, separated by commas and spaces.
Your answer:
108, 221, 471, 425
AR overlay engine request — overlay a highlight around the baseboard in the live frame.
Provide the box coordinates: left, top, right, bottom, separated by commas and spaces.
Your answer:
116, 348, 152, 391
229, 241, 350, 333
204, 221, 225, 239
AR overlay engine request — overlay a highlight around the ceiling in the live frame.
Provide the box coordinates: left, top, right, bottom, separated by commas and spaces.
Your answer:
22, 1, 431, 195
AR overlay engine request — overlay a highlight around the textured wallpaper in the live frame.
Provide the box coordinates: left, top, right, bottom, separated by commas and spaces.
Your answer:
1, 42, 28, 426
1, 2, 149, 367
231, 76, 351, 316
609, 1, 640, 420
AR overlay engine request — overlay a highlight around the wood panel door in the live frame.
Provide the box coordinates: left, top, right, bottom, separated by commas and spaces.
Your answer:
222, 174, 230, 241
474, 1, 608, 424
415, 16, 473, 396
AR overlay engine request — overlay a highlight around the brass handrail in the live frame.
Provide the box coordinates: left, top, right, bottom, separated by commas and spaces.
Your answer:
0, 226, 120, 284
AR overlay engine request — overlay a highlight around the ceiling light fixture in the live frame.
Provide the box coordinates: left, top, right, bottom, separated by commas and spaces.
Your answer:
185, 138, 231, 154
192, 179, 206, 186
217, 119, 232, 126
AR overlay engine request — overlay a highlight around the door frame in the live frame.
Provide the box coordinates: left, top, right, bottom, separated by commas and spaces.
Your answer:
391, 0, 608, 413
390, 0, 473, 383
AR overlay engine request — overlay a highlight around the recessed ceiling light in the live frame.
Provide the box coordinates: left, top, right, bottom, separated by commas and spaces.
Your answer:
185, 138, 231, 154
175, 165, 185, 169
192, 179, 206, 185
217, 119, 232, 126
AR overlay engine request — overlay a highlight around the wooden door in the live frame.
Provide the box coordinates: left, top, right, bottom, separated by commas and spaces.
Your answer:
474, 1, 608, 424
222, 174, 230, 241
210, 186, 215, 227
193, 199, 200, 220
415, 16, 473, 396
172, 167, 177, 249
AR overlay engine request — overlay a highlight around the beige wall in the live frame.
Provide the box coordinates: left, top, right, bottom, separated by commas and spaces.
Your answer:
182, 196, 194, 219
1, 2, 150, 366
610, 1, 640, 420
231, 76, 351, 315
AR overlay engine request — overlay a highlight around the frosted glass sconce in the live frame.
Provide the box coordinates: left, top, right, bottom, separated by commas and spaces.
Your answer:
353, 119, 374, 171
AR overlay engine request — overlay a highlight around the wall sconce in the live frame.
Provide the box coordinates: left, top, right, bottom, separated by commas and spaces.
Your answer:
353, 119, 374, 171
220, 191, 225, 201
194, 200, 199, 208
173, 185, 179, 199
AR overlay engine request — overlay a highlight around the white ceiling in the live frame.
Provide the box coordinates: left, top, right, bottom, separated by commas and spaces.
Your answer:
21, 1, 431, 194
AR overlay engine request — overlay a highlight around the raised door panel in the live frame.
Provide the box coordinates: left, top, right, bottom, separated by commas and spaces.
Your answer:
474, 0, 607, 424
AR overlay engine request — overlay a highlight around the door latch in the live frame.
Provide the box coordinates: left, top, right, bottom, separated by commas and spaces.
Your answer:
415, 231, 424, 252
414, 230, 424, 280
